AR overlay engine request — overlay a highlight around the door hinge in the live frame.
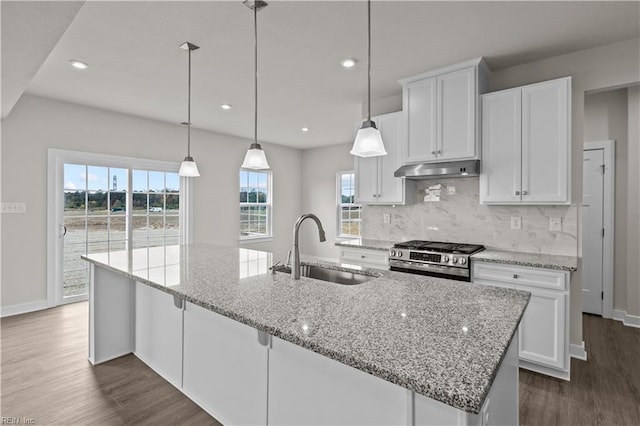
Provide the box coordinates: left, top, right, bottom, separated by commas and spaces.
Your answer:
600, 164, 605, 174
602, 228, 605, 238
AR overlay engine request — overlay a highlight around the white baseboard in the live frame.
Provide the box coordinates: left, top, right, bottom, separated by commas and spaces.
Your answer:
570, 341, 588, 361
1, 300, 49, 318
613, 309, 640, 328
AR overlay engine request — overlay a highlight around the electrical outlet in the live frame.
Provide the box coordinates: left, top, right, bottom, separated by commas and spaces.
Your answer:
1, 202, 26, 214
549, 217, 562, 231
383, 213, 391, 224
447, 186, 456, 195
510, 216, 522, 230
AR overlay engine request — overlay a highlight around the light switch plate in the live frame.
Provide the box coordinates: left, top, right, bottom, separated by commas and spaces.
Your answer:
549, 217, 562, 231
510, 216, 522, 230
383, 213, 391, 224
1, 202, 26, 213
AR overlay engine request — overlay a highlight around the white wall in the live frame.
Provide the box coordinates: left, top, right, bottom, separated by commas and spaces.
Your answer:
1, 94, 302, 308
299, 143, 354, 261
627, 86, 640, 317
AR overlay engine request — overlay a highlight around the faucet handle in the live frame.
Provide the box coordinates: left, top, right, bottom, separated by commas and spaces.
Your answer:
286, 250, 292, 266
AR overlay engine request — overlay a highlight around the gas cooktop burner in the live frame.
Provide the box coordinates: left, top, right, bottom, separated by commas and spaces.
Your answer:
393, 240, 484, 255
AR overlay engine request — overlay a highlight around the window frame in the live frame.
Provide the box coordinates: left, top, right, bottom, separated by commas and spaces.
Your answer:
336, 171, 362, 239
239, 168, 273, 243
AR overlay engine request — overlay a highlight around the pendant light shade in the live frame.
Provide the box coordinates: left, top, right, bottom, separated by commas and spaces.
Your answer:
241, 0, 270, 170
179, 156, 200, 177
351, 0, 387, 158
178, 42, 200, 177
350, 120, 386, 157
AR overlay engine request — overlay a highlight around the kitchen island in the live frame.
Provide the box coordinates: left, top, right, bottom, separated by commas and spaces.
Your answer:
82, 243, 530, 425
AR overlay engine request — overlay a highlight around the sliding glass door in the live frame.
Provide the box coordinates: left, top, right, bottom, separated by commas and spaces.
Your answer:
50, 150, 183, 305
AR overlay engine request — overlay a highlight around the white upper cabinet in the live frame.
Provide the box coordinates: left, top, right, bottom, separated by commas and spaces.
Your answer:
355, 111, 414, 205
480, 77, 571, 205
400, 58, 489, 164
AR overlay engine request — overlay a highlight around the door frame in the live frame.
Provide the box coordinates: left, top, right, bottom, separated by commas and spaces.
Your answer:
47, 149, 188, 308
583, 140, 615, 319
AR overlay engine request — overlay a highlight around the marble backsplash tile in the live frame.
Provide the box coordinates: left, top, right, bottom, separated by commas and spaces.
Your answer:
361, 177, 578, 256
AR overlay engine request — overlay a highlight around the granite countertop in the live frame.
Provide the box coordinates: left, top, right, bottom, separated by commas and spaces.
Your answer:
334, 238, 395, 251
82, 243, 530, 415
472, 249, 578, 271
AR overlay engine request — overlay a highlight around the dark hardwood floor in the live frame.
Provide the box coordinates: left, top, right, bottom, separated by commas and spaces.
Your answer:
2, 303, 639, 425
520, 314, 640, 426
1, 302, 220, 426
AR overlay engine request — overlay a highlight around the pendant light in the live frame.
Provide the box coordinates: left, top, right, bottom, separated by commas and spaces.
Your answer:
241, 0, 270, 170
178, 42, 200, 177
350, 0, 387, 158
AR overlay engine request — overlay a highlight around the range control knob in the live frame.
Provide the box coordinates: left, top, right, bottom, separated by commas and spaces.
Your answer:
460, 258, 467, 265
390, 250, 396, 256
452, 257, 458, 264
442, 255, 449, 262
398, 251, 403, 258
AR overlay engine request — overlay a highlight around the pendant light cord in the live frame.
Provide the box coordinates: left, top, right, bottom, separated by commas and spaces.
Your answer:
187, 47, 192, 157
367, 0, 371, 122
254, 4, 258, 145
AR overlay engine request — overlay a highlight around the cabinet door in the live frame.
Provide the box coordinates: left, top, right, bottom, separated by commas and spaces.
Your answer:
403, 77, 437, 163
521, 78, 570, 203
182, 302, 268, 425
437, 67, 476, 160
340, 247, 389, 269
518, 289, 566, 369
268, 336, 407, 425
354, 154, 378, 204
376, 112, 405, 204
135, 282, 183, 388
479, 89, 522, 204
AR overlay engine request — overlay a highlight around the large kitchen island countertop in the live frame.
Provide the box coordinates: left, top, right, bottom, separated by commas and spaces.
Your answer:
83, 243, 530, 415
472, 249, 578, 271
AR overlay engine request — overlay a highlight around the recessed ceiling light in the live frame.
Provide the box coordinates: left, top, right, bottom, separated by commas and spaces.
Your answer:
301, 127, 309, 132
69, 60, 88, 70
341, 58, 357, 68
221, 104, 232, 110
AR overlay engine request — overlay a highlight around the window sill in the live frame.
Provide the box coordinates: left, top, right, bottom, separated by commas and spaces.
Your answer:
239, 236, 273, 245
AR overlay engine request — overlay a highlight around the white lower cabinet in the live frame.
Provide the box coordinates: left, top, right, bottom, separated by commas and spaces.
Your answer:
268, 336, 407, 425
182, 301, 268, 425
339, 246, 389, 270
473, 262, 570, 379
518, 289, 566, 369
134, 282, 183, 388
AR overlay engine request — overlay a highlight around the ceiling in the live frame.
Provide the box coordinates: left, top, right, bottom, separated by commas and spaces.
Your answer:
4, 1, 640, 149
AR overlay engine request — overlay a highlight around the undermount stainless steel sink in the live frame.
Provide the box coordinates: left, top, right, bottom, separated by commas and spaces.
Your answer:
273, 264, 375, 285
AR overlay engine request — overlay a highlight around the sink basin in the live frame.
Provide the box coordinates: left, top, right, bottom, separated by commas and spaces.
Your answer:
273, 264, 375, 285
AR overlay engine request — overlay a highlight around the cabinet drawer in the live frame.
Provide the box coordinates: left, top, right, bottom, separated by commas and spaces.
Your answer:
340, 247, 389, 269
473, 262, 566, 291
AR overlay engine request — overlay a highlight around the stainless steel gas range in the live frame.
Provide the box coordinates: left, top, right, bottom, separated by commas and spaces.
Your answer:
388, 240, 485, 282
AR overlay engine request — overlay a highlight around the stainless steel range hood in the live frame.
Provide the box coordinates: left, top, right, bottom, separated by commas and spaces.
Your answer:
394, 160, 480, 180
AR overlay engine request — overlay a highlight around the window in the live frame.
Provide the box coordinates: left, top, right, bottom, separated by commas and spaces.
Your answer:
240, 169, 272, 240
337, 171, 361, 237
132, 169, 181, 249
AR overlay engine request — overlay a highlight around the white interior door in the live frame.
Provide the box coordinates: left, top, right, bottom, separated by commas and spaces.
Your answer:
582, 149, 604, 315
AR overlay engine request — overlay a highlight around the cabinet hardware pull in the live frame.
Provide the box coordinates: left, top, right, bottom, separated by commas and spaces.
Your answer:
431, 151, 436, 155
437, 150, 442, 154
361, 255, 366, 259
513, 274, 518, 279
173, 295, 184, 309
522, 191, 528, 195
257, 330, 271, 347
515, 191, 520, 196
